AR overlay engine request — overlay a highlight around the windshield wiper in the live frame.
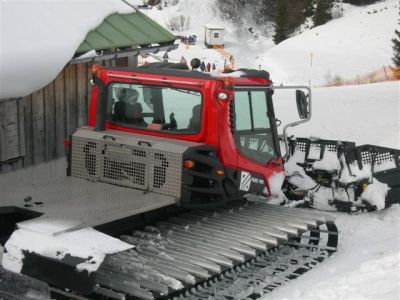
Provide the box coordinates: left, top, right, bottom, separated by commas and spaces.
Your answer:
171, 88, 199, 96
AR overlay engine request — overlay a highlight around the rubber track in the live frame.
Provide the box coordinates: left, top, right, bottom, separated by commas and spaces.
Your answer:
173, 245, 330, 300
94, 203, 338, 300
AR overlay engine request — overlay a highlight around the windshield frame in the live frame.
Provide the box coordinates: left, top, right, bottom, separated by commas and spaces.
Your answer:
232, 85, 281, 164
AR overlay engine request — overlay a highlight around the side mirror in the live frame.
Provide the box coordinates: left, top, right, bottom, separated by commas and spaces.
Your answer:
296, 90, 309, 119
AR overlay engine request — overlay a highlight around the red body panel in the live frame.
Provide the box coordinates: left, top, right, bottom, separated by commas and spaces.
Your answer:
89, 68, 284, 196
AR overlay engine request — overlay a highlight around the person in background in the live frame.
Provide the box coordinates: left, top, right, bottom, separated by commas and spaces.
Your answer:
212, 63, 216, 71
180, 56, 187, 66
200, 61, 206, 72
206, 62, 211, 72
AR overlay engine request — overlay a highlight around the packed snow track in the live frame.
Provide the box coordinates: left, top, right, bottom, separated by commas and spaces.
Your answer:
87, 202, 338, 300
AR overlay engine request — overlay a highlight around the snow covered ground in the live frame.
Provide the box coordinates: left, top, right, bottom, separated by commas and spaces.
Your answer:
273, 81, 400, 149
266, 205, 400, 300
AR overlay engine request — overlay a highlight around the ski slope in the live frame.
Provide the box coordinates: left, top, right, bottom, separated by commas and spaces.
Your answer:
255, 0, 399, 85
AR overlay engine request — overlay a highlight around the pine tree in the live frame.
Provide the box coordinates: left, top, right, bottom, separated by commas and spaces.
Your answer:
313, 0, 332, 26
304, 0, 315, 18
273, 0, 288, 44
393, 22, 400, 66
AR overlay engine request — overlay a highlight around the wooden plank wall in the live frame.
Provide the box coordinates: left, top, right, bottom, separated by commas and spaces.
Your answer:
0, 59, 121, 173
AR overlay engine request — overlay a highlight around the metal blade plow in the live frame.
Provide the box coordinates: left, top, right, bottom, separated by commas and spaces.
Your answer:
95, 202, 338, 300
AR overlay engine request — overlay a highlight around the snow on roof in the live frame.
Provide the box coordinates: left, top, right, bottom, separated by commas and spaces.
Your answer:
204, 24, 225, 30
0, 0, 135, 99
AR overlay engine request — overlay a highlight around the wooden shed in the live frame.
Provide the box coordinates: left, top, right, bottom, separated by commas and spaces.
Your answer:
204, 24, 225, 48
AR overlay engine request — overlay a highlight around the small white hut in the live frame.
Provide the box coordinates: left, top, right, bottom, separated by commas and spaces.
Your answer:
204, 24, 225, 48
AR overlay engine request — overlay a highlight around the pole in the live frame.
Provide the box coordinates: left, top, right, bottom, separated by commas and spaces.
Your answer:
309, 52, 313, 87
383, 65, 388, 80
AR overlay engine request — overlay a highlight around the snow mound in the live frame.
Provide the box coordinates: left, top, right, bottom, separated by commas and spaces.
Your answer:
0, 0, 134, 99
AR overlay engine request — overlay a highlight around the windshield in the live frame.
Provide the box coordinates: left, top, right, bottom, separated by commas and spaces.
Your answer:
233, 89, 278, 164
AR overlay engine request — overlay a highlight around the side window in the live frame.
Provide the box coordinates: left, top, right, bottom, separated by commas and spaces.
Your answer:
214, 32, 219, 39
233, 91, 270, 131
232, 90, 276, 164
106, 83, 202, 133
234, 91, 251, 130
251, 91, 270, 129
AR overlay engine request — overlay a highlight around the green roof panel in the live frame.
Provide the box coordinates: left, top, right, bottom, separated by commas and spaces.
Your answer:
76, 10, 175, 53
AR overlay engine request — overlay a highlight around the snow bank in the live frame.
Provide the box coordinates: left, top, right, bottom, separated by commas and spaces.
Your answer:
2, 225, 132, 273
0, 0, 134, 99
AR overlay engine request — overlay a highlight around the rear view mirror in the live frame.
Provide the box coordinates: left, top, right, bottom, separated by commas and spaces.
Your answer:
296, 90, 309, 119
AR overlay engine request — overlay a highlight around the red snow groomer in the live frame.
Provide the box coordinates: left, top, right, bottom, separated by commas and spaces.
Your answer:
0, 60, 398, 299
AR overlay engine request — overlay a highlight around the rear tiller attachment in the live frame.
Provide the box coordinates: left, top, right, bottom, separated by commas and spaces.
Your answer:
284, 137, 400, 212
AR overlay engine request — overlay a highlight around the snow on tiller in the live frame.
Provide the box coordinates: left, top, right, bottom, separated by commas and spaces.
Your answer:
284, 137, 400, 212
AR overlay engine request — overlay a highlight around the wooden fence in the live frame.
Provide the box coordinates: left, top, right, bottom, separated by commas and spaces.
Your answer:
0, 57, 135, 173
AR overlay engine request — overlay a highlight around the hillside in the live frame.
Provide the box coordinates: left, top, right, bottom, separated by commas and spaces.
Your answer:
257, 0, 399, 85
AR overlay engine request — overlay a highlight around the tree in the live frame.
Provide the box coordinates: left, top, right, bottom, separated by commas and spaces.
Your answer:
147, 0, 160, 6
313, 0, 332, 26
393, 20, 400, 66
304, 0, 315, 18
273, 0, 288, 44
